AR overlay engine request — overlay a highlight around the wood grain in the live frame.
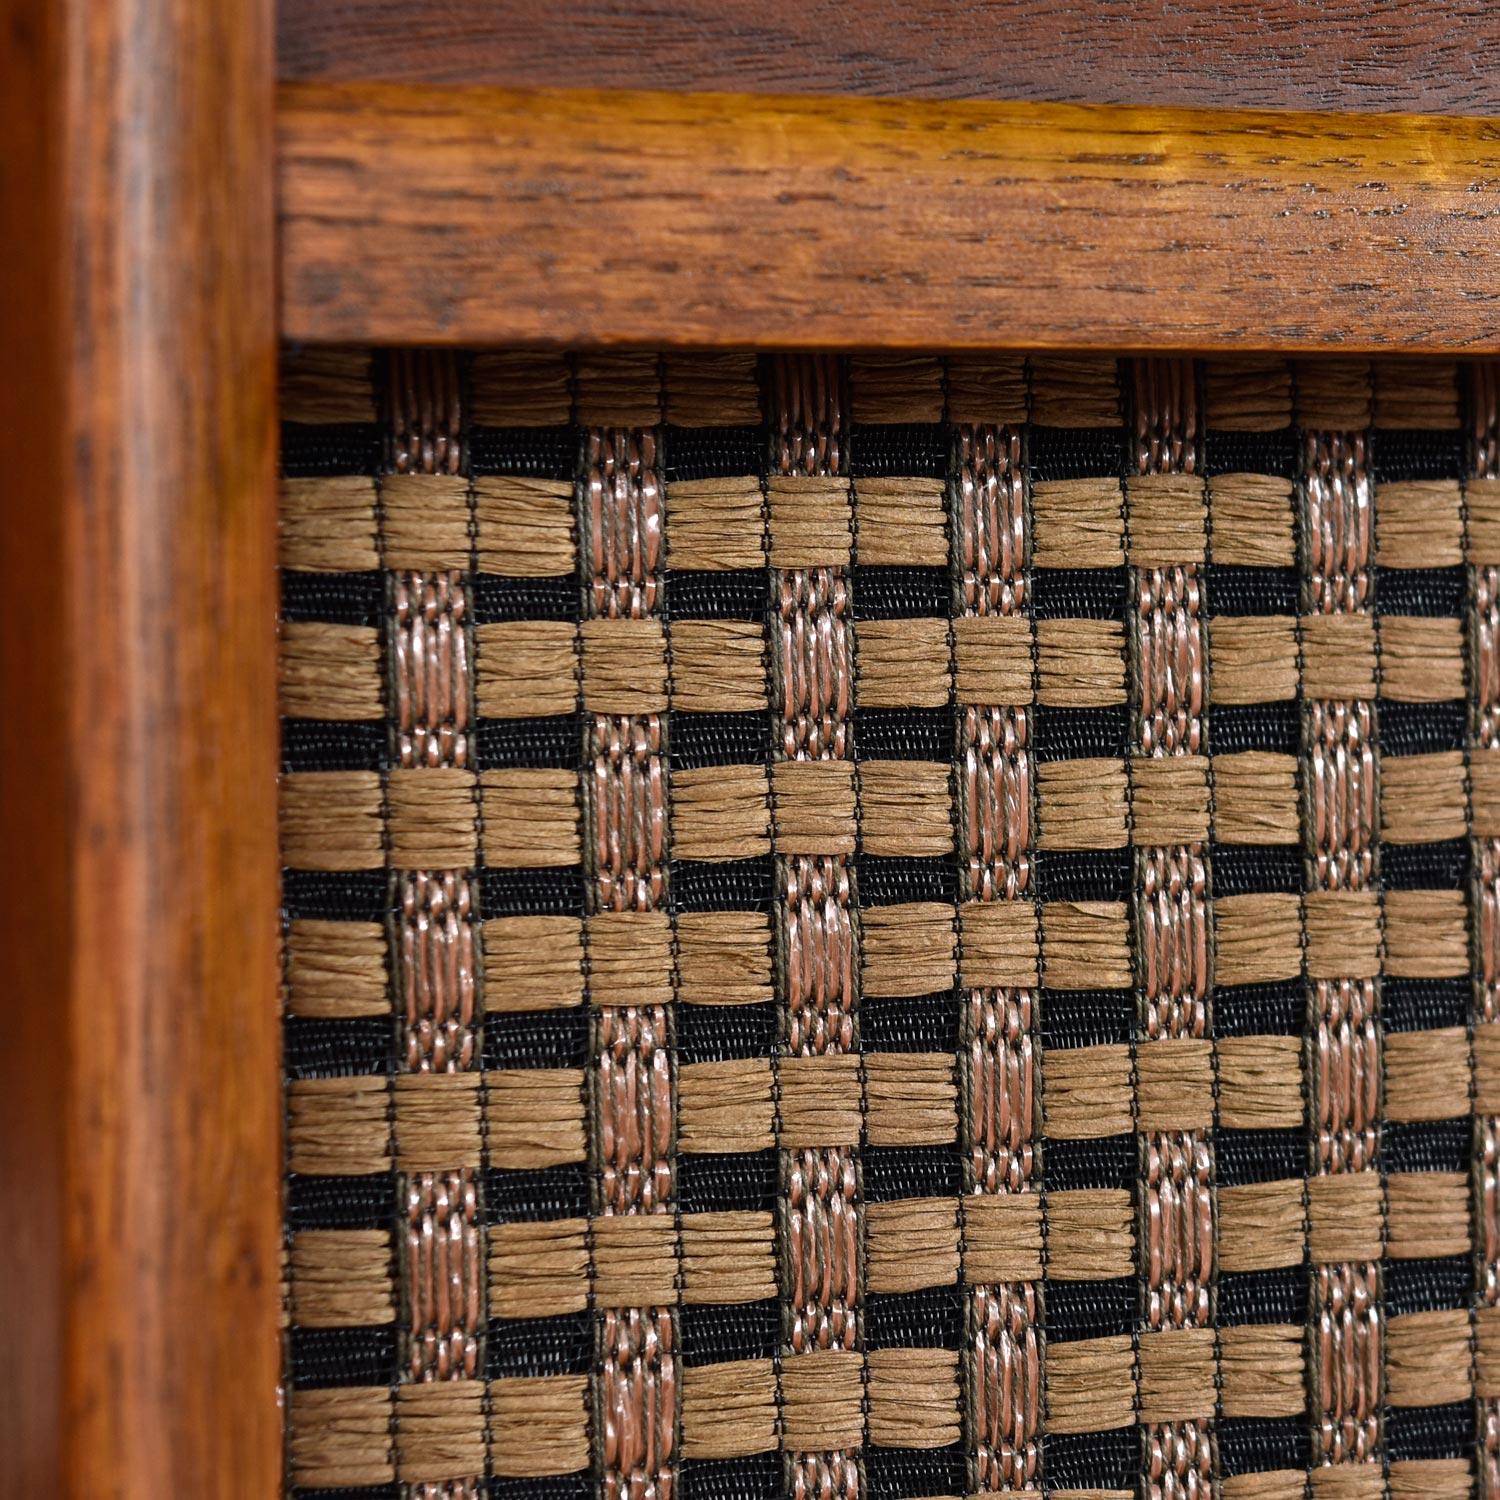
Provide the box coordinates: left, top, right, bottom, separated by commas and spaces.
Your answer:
277, 0, 1500, 118
280, 82, 1500, 352
0, 0, 282, 1492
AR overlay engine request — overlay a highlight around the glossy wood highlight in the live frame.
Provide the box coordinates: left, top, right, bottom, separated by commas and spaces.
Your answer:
277, 0, 1500, 118
0, 0, 282, 1492
281, 83, 1500, 353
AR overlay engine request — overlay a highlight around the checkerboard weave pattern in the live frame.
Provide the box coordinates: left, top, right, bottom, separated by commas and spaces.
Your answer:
279, 350, 1500, 1500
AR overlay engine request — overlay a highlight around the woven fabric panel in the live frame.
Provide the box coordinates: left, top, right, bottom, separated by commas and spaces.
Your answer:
279, 349, 1500, 1500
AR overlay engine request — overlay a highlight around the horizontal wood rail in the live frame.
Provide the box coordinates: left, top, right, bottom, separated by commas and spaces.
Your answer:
280, 82, 1500, 352
277, 0, 1500, 119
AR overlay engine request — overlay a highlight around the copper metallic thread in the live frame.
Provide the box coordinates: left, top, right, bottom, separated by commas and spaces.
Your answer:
1143, 1132, 1213, 1330
1313, 1261, 1382, 1462
786, 1146, 860, 1352
1308, 700, 1377, 892
404, 1169, 482, 1380
394, 571, 471, 769
1139, 846, 1208, 1040
1305, 432, 1372, 614
967, 990, 1036, 1195
601, 1307, 676, 1500
1135, 567, 1203, 756
592, 713, 668, 913
390, 348, 463, 475
588, 428, 662, 619
958, 424, 1026, 615
779, 569, 852, 761
399, 871, 478, 1073
785, 855, 857, 1058
963, 707, 1032, 903
972, 1283, 1041, 1488
598, 1005, 674, 1214
1313, 979, 1379, 1173
792, 1452, 859, 1500
773, 353, 843, 477
1145, 1420, 1212, 1500
1133, 357, 1199, 475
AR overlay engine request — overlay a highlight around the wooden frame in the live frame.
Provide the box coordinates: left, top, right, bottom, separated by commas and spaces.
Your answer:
3, 2, 1496, 1491
281, 83, 1500, 351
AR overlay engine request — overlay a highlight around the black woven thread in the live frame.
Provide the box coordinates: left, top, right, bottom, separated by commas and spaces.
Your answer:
1211, 845, 1303, 896
1379, 700, 1466, 755
283, 719, 388, 773
1203, 429, 1297, 477
861, 1145, 963, 1201
1032, 705, 1130, 761
670, 856, 775, 912
282, 870, 390, 922
855, 855, 958, 907
864, 1285, 965, 1349
849, 422, 948, 477
476, 715, 585, 770
676, 1150, 778, 1213
486, 1313, 593, 1377
478, 867, 585, 918
281, 422, 384, 477
1371, 429, 1465, 482
287, 1173, 397, 1231
677, 1455, 781, 1500
1041, 1428, 1139, 1489
488, 1477, 593, 1500
483, 1009, 591, 1070
1217, 1265, 1309, 1326
666, 569, 769, 620
859, 991, 961, 1052
469, 425, 580, 479
282, 570, 385, 625
678, 1299, 780, 1365
670, 712, 773, 769
1216, 1415, 1311, 1474
284, 1017, 394, 1079
483, 1165, 591, 1223
1384, 1255, 1473, 1315
1029, 426, 1125, 480
1041, 1133, 1136, 1189
1042, 1279, 1136, 1342
676, 1003, 777, 1063
1375, 566, 1466, 616
863, 1445, 967, 1499
1216, 1127, 1307, 1186
472, 576, 580, 622
1214, 982, 1305, 1038
854, 708, 954, 761
1038, 992, 1135, 1050
1035, 848, 1132, 901
662, 425, 764, 480
1381, 838, 1470, 890
1384, 1401, 1474, 1461
290, 1327, 399, 1388
1208, 701, 1302, 755
1384, 1120, 1470, 1174
852, 566, 950, 619
1202, 564, 1299, 617
1383, 978, 1470, 1032
1031, 567, 1129, 621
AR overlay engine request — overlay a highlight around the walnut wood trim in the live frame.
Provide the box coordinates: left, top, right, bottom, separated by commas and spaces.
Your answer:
0, 0, 281, 1492
279, 82, 1500, 352
277, 0, 1500, 119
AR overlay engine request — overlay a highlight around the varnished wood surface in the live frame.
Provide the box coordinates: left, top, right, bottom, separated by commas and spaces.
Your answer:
277, 0, 1500, 117
0, 0, 282, 1493
281, 82, 1500, 352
